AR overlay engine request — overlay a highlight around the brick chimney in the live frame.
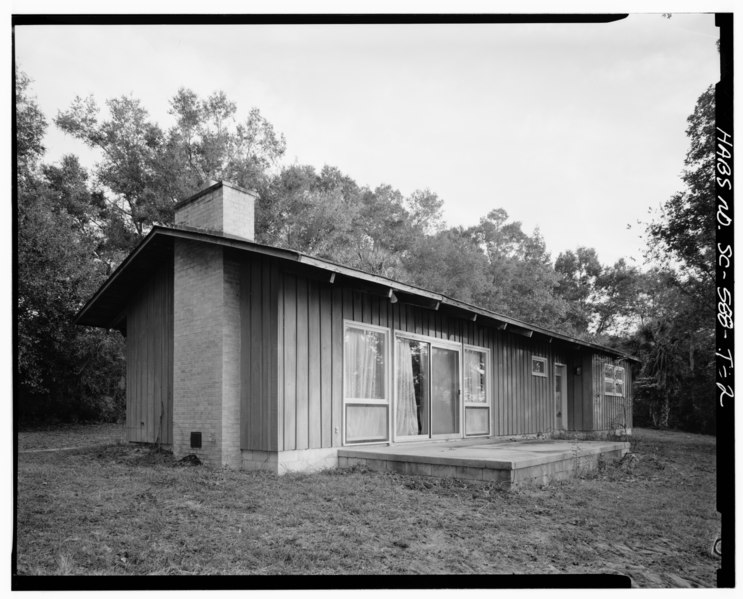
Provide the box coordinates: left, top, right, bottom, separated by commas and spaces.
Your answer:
174, 180, 256, 242
172, 180, 253, 469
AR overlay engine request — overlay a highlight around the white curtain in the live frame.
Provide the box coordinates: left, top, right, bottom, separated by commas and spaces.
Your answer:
345, 328, 388, 442
346, 329, 382, 399
396, 341, 419, 436
464, 350, 486, 403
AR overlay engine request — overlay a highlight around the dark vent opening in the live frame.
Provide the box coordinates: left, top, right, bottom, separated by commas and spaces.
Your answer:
190, 432, 202, 449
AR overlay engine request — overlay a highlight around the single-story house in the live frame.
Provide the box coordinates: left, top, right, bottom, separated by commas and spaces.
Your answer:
76, 181, 636, 473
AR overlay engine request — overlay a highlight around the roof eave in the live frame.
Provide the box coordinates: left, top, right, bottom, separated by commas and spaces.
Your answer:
74, 227, 162, 327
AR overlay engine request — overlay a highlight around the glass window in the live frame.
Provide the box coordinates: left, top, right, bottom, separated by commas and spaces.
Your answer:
346, 405, 388, 443
604, 362, 626, 396
464, 349, 487, 403
344, 326, 386, 400
614, 366, 625, 396
465, 407, 489, 436
604, 362, 616, 394
343, 323, 389, 444
532, 356, 547, 377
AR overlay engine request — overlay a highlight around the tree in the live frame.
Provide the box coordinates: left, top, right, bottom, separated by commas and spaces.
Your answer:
258, 164, 359, 261
467, 210, 568, 330
554, 247, 602, 334
647, 85, 715, 285
259, 163, 451, 283
632, 84, 717, 433
17, 180, 124, 419
406, 189, 445, 235
15, 70, 46, 185
402, 227, 491, 305
167, 88, 286, 193
17, 71, 126, 423
352, 184, 410, 278
55, 88, 287, 253
56, 95, 173, 238
592, 259, 645, 337
624, 270, 714, 433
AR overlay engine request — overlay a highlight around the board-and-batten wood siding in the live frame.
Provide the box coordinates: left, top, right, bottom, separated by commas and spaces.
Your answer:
591, 354, 633, 431
276, 270, 579, 451
125, 262, 173, 444
236, 251, 280, 452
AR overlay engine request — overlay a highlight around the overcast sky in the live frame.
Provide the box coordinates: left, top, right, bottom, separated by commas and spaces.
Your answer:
14, 14, 719, 266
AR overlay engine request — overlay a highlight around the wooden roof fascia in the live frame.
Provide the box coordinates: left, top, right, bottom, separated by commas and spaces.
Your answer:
163, 226, 295, 262
74, 228, 161, 325
297, 254, 448, 304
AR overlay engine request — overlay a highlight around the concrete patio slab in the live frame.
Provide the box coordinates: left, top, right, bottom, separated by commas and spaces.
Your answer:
338, 437, 630, 487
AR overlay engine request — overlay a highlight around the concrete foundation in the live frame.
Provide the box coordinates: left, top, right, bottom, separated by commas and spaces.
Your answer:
241, 447, 339, 474
338, 438, 629, 488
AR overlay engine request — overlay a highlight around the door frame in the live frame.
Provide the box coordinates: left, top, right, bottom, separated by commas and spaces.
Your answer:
463, 344, 492, 437
392, 331, 463, 443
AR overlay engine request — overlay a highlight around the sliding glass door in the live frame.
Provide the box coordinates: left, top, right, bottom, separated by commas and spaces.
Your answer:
395, 335, 461, 441
431, 347, 460, 435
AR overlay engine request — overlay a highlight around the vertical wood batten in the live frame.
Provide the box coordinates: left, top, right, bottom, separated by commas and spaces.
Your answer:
297, 274, 310, 449
154, 279, 161, 442
237, 255, 280, 452
515, 339, 522, 435
126, 298, 134, 441
125, 263, 173, 445
252, 259, 264, 448
517, 339, 523, 435
276, 266, 284, 451
146, 286, 154, 442
261, 259, 273, 449
239, 258, 251, 449
516, 339, 523, 433
361, 293, 371, 325
308, 280, 321, 448
320, 285, 332, 448
283, 274, 297, 451
331, 285, 343, 447
504, 335, 511, 435
268, 262, 279, 451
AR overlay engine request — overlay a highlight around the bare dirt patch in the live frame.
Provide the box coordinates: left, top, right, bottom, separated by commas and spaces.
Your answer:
15, 427, 718, 585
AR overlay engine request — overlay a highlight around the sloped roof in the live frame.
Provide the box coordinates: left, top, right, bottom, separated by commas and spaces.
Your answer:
75, 225, 639, 362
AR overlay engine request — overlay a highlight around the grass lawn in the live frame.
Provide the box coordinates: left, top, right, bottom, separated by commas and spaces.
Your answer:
15, 425, 719, 586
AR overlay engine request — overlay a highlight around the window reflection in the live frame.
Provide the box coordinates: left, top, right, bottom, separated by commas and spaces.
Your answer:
464, 349, 486, 403
344, 327, 386, 400
396, 339, 429, 436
